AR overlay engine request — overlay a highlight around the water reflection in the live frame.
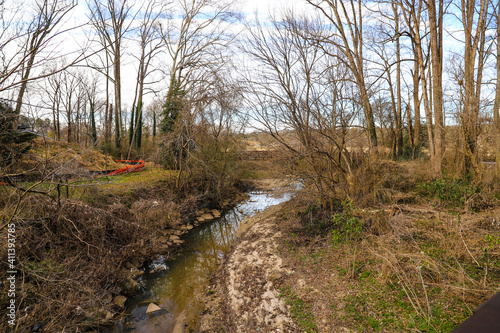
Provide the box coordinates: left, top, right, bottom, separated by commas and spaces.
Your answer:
109, 187, 297, 332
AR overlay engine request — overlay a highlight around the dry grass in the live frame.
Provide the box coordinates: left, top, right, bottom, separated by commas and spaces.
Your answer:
0, 194, 150, 332
29, 138, 123, 172
0, 169, 211, 332
273, 160, 500, 332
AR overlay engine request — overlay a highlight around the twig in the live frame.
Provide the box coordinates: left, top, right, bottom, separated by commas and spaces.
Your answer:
459, 222, 480, 266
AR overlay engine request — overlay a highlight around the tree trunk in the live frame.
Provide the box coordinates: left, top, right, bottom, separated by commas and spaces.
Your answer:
495, 5, 500, 176
90, 98, 97, 146
114, 103, 120, 149
428, 0, 444, 174
135, 101, 142, 149
394, 1, 403, 157
413, 59, 421, 148
461, 0, 487, 177
114, 44, 122, 150
128, 101, 135, 146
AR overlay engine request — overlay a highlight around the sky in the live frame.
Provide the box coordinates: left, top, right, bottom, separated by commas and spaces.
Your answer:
61, 0, 310, 115
2, 0, 497, 130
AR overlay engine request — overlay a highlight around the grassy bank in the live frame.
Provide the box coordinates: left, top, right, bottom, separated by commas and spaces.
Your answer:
273, 160, 500, 332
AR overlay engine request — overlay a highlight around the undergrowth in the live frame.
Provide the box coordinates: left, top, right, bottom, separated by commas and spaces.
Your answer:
277, 160, 500, 332
419, 177, 478, 208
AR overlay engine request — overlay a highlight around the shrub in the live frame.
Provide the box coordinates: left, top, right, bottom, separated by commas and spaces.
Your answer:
331, 197, 363, 244
419, 177, 478, 207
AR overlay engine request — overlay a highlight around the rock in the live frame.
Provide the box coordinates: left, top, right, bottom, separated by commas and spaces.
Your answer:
211, 209, 221, 218
150, 264, 166, 274
146, 303, 161, 314
113, 295, 127, 308
201, 213, 214, 220
157, 244, 170, 252
129, 267, 144, 280
123, 277, 138, 291
159, 229, 170, 236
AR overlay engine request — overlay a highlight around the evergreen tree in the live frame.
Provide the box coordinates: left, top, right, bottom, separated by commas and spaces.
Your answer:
89, 98, 98, 146
128, 104, 135, 146
161, 78, 184, 133
0, 102, 36, 169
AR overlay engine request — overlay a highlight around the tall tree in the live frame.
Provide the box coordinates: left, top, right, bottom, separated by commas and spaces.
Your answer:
494, 1, 500, 176
5, 0, 76, 129
88, 0, 134, 152
460, 0, 489, 176
306, 0, 378, 150
399, 0, 435, 160
159, 0, 238, 185
244, 12, 362, 203
127, 0, 164, 158
159, 0, 238, 132
367, 0, 404, 157
427, 0, 445, 174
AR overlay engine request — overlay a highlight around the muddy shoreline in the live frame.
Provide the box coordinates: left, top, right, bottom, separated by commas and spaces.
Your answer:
198, 201, 299, 332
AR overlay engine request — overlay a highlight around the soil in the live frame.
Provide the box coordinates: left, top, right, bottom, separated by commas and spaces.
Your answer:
199, 203, 300, 333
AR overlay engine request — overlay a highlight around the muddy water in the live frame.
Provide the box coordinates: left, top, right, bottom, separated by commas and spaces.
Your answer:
110, 187, 297, 332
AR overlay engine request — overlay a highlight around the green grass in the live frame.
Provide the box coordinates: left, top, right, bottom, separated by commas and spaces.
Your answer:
340, 275, 471, 332
279, 286, 318, 332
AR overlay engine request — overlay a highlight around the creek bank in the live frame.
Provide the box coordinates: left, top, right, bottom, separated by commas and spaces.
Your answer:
199, 198, 300, 332
0, 177, 250, 332
106, 179, 298, 332
110, 192, 250, 317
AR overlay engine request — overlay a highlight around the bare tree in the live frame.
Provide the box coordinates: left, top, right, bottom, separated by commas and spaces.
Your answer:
399, 0, 436, 162
366, 1, 405, 157
459, 0, 490, 176
494, 1, 500, 176
0, 0, 76, 129
427, 0, 445, 173
158, 0, 239, 189
306, 0, 378, 151
159, 0, 239, 133
88, 0, 134, 152
38, 65, 64, 140
127, 0, 164, 158
244, 12, 362, 205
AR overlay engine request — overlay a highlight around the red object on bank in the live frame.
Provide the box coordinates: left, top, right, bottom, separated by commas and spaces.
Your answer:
107, 160, 145, 176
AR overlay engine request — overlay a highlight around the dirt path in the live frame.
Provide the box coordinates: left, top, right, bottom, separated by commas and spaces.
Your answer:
199, 203, 300, 333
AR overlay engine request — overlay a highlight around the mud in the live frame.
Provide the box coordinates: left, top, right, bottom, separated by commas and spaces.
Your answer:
199, 203, 300, 333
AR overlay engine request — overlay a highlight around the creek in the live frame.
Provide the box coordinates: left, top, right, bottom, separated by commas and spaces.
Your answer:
108, 185, 298, 332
